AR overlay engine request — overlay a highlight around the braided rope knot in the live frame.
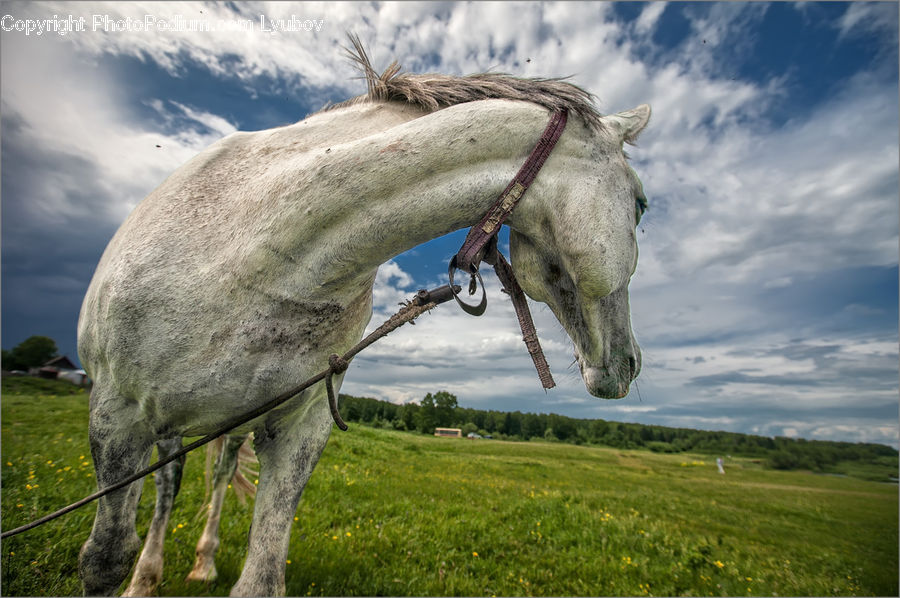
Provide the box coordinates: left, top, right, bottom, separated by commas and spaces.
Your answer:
328, 353, 349, 374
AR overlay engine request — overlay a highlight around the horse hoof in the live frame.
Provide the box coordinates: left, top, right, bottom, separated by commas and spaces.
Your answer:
123, 573, 161, 597
186, 565, 217, 583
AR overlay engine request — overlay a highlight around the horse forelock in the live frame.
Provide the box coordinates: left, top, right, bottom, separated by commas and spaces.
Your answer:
317, 33, 604, 132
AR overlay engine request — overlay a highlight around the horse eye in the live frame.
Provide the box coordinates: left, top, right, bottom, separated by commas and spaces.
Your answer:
635, 195, 648, 223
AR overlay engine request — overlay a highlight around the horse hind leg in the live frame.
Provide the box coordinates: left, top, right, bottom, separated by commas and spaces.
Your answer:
187, 434, 254, 584
122, 437, 186, 597
230, 392, 333, 597
79, 387, 154, 596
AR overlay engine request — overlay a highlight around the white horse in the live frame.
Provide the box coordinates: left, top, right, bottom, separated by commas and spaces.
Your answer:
77, 42, 650, 596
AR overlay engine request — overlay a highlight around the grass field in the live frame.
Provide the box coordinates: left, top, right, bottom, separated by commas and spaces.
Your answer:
2, 379, 897, 596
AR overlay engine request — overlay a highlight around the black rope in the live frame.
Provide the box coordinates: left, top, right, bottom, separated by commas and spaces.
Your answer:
0, 284, 459, 540
326, 353, 351, 431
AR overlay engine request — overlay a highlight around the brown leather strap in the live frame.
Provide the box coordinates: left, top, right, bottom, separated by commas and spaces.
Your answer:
455, 109, 568, 272
486, 243, 556, 389
450, 110, 567, 390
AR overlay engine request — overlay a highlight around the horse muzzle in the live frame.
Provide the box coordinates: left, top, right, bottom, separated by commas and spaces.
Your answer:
576, 345, 641, 399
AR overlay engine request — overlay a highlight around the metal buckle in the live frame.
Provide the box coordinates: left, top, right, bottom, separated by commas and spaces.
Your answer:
447, 256, 487, 316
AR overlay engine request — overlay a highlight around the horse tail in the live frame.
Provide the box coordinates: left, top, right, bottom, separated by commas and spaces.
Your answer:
229, 436, 258, 504
194, 436, 224, 520
194, 435, 258, 520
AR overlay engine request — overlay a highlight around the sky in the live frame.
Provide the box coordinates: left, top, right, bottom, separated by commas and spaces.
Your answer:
1, 1, 897, 448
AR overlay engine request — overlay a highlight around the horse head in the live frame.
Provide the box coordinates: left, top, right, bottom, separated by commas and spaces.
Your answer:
510, 104, 650, 399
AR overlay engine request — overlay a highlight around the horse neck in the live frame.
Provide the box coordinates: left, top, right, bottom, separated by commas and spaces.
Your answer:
271, 101, 564, 300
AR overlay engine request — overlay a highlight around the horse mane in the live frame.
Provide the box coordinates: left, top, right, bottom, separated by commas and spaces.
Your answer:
319, 34, 603, 132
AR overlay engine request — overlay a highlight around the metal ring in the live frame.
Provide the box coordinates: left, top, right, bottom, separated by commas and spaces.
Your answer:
448, 256, 487, 316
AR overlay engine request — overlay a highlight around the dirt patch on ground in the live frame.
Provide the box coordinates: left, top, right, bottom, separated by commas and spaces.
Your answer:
616, 453, 653, 472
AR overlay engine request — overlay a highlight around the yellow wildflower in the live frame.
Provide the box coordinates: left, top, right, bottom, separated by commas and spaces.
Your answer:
714, 560, 725, 568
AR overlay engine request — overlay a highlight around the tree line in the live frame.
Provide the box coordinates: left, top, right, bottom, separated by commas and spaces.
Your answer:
339, 391, 898, 473
1, 336, 59, 372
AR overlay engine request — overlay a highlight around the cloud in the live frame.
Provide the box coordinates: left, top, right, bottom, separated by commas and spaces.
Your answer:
634, 2, 668, 35
0, 21, 244, 357
166, 101, 238, 137
1, 31, 237, 226
634, 83, 898, 293
836, 2, 899, 43
33, 2, 351, 89
371, 261, 415, 310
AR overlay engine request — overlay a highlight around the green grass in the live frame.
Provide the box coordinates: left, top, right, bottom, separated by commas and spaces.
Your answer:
2, 381, 897, 596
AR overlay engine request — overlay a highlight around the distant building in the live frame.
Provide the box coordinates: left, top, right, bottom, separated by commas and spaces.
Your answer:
434, 427, 462, 438
31, 356, 89, 386
58, 369, 90, 387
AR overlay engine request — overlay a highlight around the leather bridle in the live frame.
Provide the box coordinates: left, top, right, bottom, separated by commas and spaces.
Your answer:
448, 109, 568, 390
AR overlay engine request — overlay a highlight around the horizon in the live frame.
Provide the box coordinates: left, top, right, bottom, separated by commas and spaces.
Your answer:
336, 390, 900, 450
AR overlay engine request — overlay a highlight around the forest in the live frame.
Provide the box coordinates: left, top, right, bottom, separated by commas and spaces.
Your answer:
338, 391, 898, 475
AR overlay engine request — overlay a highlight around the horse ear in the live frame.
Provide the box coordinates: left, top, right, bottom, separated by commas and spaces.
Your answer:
604, 104, 651, 144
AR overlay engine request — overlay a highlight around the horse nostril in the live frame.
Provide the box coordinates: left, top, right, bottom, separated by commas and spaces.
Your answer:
628, 356, 637, 378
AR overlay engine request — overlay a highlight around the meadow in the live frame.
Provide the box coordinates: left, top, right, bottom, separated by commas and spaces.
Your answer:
2, 379, 897, 597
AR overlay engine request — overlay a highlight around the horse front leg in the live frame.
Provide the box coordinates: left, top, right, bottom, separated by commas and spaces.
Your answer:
187, 434, 252, 584
79, 386, 154, 596
229, 389, 334, 597
123, 437, 186, 596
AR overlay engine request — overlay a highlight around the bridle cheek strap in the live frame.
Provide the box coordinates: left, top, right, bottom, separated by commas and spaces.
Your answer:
455, 109, 568, 270
487, 242, 556, 390
450, 109, 568, 390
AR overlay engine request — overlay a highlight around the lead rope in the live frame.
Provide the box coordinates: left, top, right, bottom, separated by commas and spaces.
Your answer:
0, 284, 459, 540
